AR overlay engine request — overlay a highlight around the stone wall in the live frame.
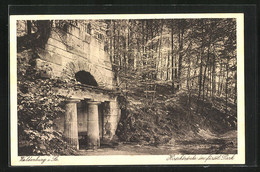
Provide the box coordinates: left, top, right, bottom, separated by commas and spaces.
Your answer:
35, 22, 115, 89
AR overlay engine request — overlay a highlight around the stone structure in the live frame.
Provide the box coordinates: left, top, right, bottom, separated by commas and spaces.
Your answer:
29, 21, 121, 150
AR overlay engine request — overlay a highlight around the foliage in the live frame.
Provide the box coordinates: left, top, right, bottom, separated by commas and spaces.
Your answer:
17, 36, 78, 155
116, 87, 237, 145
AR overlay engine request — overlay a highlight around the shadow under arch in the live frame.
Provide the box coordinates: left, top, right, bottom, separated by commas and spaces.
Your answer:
75, 70, 98, 87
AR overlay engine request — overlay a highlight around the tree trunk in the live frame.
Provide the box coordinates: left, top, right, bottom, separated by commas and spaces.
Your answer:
212, 54, 216, 98
167, 51, 170, 80
225, 57, 229, 114
218, 59, 223, 96
151, 23, 155, 79
171, 26, 175, 91
113, 21, 116, 64
198, 21, 205, 101
142, 20, 145, 70
198, 48, 204, 100
202, 37, 211, 102
27, 20, 32, 35
206, 61, 211, 98
118, 29, 121, 68
187, 50, 192, 115
158, 20, 163, 80
109, 20, 113, 64
177, 24, 184, 90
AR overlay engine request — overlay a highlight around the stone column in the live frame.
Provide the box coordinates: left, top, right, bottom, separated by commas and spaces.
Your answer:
103, 101, 120, 140
64, 98, 80, 150
87, 101, 101, 149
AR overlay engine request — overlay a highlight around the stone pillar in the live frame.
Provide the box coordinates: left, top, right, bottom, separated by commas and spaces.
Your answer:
64, 98, 80, 150
103, 101, 120, 140
87, 101, 101, 149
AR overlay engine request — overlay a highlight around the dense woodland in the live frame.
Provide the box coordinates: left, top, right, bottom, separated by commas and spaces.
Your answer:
101, 19, 237, 105
17, 19, 237, 155
100, 19, 237, 144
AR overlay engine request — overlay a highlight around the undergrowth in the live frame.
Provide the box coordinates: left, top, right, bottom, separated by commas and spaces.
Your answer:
116, 84, 237, 145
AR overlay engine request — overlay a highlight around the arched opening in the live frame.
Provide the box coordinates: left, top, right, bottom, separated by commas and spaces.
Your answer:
75, 71, 98, 86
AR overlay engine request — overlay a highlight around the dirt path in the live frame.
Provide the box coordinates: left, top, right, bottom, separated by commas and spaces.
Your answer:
75, 130, 237, 155
76, 143, 180, 155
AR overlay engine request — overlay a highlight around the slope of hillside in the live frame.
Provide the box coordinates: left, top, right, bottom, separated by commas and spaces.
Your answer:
116, 84, 237, 153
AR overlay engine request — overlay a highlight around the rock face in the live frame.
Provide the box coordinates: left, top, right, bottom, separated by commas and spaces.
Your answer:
31, 21, 121, 150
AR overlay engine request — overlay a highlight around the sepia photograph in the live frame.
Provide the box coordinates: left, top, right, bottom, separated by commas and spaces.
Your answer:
10, 14, 245, 165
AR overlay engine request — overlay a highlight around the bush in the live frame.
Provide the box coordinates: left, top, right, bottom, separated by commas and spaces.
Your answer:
17, 50, 77, 155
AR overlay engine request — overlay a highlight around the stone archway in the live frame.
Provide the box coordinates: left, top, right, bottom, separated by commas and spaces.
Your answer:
54, 59, 121, 151
75, 70, 98, 86
62, 60, 105, 87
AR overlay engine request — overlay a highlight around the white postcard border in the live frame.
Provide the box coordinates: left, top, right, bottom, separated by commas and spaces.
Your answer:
10, 13, 245, 166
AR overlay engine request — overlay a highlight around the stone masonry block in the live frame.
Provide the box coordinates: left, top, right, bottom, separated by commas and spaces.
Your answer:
37, 48, 62, 66
47, 37, 67, 51
45, 44, 73, 60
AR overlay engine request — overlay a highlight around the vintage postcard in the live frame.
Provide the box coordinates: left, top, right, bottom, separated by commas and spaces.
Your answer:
10, 13, 245, 165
